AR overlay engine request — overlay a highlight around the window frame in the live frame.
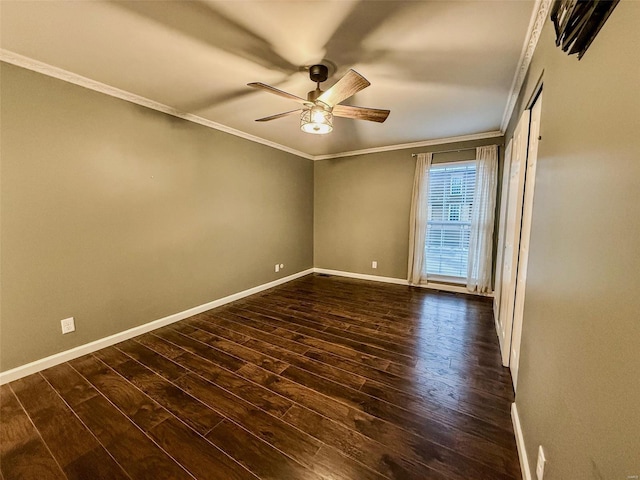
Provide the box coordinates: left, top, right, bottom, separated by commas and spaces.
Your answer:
424, 159, 477, 284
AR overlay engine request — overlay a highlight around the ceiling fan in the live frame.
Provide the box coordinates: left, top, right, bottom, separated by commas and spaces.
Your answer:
248, 64, 390, 135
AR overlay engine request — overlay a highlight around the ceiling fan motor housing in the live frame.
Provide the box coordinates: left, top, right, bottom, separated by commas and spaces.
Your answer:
308, 64, 329, 83
307, 64, 330, 103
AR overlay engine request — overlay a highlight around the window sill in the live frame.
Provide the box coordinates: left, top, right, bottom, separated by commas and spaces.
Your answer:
425, 275, 466, 285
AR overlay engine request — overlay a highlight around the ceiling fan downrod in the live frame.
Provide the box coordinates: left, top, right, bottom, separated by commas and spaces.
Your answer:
307, 64, 329, 103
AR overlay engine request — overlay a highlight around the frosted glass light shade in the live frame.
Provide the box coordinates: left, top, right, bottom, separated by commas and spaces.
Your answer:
300, 106, 333, 134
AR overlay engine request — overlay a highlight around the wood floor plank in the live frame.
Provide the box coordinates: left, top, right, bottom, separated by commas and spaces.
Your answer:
284, 406, 448, 480
360, 376, 513, 431
71, 355, 255, 480
40, 363, 98, 407
244, 338, 367, 390
172, 372, 322, 462
175, 322, 289, 374
0, 385, 66, 480
225, 307, 419, 367
235, 303, 417, 356
206, 419, 325, 480
240, 298, 420, 349
182, 320, 367, 391
144, 345, 389, 480
172, 351, 293, 417
147, 417, 259, 480
303, 346, 513, 428
108, 357, 224, 435
280, 364, 516, 455
72, 395, 193, 480
70, 355, 171, 432
43, 363, 192, 480
200, 312, 312, 355
271, 326, 393, 371
239, 363, 516, 480
115, 339, 188, 381
4, 274, 520, 479
93, 346, 131, 368
153, 328, 247, 373
134, 333, 187, 360
195, 319, 511, 435
310, 445, 410, 480
10, 374, 130, 480
184, 315, 254, 345
276, 295, 496, 366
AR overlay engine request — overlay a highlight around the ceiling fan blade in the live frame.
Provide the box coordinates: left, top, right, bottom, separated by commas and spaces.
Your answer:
317, 69, 370, 107
248, 82, 309, 105
332, 105, 390, 123
255, 109, 302, 122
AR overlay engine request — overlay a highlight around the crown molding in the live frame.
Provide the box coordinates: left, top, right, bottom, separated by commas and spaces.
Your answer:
312, 131, 503, 161
500, 0, 552, 133
2, 50, 504, 162
0, 50, 315, 160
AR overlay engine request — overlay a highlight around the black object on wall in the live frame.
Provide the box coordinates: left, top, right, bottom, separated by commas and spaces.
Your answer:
550, 0, 619, 60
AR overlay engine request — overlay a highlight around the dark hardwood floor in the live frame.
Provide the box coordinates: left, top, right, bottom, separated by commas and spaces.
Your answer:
0, 274, 520, 479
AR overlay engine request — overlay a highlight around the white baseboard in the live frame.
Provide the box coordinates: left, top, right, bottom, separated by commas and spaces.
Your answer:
0, 268, 313, 385
494, 298, 508, 366
512, 402, 532, 480
313, 268, 493, 297
494, 307, 502, 338
313, 268, 409, 286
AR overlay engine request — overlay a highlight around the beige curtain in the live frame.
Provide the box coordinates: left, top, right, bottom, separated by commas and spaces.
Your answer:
467, 145, 498, 293
407, 153, 433, 285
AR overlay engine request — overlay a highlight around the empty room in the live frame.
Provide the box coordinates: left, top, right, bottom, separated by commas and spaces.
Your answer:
1, 1, 638, 479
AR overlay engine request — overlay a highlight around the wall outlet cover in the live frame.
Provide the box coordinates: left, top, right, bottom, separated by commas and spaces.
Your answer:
372, 261, 378, 269
61, 317, 75, 334
275, 264, 280, 272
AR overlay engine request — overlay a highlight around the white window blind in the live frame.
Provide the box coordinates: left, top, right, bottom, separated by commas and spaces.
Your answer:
424, 162, 477, 279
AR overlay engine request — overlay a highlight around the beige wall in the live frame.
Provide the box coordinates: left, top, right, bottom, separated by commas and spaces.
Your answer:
0, 63, 314, 371
314, 138, 503, 280
505, 3, 640, 478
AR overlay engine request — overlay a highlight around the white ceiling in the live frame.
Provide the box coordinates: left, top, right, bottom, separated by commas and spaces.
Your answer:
0, 1, 535, 157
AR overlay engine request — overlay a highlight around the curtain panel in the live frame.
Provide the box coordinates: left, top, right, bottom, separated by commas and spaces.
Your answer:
467, 145, 499, 293
407, 153, 433, 285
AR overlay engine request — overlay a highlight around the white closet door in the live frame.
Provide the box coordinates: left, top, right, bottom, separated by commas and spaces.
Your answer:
497, 109, 530, 367
493, 140, 513, 366
511, 93, 543, 391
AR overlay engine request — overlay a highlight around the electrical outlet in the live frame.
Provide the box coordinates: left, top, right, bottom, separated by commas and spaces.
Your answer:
275, 264, 280, 273
536, 445, 546, 480
61, 317, 75, 334
372, 261, 377, 269
279, 264, 284, 269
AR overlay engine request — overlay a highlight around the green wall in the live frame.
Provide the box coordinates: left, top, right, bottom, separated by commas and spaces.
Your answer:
0, 63, 314, 371
314, 138, 503, 280
505, 2, 640, 477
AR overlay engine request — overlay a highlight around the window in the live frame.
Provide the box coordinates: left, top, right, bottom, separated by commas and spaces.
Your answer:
450, 175, 463, 195
424, 162, 476, 280
448, 204, 461, 221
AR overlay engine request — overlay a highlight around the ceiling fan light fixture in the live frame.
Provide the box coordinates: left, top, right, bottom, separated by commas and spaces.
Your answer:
250, 64, 388, 132
300, 105, 333, 135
